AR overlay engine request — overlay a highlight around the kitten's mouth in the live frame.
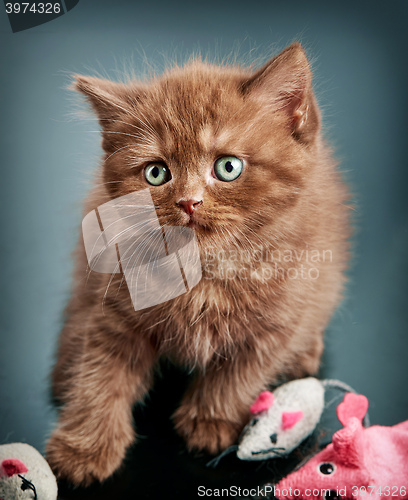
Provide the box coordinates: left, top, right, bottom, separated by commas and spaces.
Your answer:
186, 214, 206, 230
187, 219, 200, 230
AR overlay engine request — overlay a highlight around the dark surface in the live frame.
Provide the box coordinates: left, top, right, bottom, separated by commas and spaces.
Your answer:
55, 364, 330, 500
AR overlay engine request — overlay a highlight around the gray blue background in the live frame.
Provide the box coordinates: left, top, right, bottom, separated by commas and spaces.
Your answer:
0, 0, 407, 461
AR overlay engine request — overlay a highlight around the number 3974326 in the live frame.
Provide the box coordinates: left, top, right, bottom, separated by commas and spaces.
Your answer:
352, 486, 407, 497
5, 2, 61, 14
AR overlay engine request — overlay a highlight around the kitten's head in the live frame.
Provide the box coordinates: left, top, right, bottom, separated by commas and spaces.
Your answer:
74, 43, 320, 251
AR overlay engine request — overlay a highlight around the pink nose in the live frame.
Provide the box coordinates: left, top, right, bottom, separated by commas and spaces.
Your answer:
177, 199, 203, 216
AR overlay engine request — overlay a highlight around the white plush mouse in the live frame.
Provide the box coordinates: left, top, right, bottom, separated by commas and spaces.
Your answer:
0, 443, 58, 500
208, 377, 361, 467
237, 377, 325, 460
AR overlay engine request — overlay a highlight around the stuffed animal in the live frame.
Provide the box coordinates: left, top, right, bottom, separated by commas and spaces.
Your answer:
273, 393, 408, 500
209, 377, 360, 467
0, 443, 58, 500
238, 377, 325, 460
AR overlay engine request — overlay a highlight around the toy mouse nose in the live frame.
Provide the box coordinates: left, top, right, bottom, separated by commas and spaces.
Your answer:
177, 199, 203, 215
269, 433, 278, 444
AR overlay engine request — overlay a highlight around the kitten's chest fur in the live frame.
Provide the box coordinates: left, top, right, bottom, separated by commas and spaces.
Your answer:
132, 256, 313, 369
151, 275, 257, 367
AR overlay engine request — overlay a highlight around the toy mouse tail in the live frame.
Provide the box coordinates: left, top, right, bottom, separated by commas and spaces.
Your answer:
322, 379, 370, 427
206, 445, 239, 468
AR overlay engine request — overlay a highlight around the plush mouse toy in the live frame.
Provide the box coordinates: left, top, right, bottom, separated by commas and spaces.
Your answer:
273, 393, 408, 500
209, 377, 361, 467
0, 443, 58, 500
238, 377, 325, 460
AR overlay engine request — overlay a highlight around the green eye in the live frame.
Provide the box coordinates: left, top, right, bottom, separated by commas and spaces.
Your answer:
213, 156, 243, 182
144, 163, 171, 186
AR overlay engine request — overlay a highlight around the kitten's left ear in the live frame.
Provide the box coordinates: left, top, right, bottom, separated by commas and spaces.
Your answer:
242, 43, 320, 143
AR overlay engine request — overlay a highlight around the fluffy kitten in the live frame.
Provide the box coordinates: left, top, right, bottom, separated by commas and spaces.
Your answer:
46, 43, 350, 485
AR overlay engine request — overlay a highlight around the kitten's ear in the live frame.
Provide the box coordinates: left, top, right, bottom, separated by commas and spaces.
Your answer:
72, 75, 136, 152
242, 43, 320, 143
72, 75, 132, 126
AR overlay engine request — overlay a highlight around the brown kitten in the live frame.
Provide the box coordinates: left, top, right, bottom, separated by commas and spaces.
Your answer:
46, 43, 350, 486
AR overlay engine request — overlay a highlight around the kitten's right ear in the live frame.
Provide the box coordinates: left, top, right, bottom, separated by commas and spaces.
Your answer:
72, 75, 132, 126
72, 75, 137, 153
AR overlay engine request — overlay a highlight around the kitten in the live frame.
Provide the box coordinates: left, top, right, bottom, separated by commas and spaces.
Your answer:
46, 43, 350, 485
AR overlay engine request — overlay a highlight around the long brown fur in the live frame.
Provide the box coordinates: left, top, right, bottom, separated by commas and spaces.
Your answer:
46, 43, 351, 485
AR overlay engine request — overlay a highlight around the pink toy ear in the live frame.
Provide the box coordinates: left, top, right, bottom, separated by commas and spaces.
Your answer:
337, 393, 368, 426
250, 391, 274, 414
281, 411, 303, 430
332, 417, 363, 467
1, 458, 28, 477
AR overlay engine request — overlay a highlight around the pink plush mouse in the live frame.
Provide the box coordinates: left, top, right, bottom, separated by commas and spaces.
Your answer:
274, 393, 408, 500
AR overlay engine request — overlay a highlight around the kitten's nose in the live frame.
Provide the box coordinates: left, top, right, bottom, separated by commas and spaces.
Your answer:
177, 199, 203, 216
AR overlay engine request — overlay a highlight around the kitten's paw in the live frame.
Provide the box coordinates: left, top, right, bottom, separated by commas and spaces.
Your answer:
46, 427, 131, 486
174, 411, 241, 454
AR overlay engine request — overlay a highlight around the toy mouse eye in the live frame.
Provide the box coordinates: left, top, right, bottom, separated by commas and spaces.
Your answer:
324, 490, 341, 500
318, 462, 336, 475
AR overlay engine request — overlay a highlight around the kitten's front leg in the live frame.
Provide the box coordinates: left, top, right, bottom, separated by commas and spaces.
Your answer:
173, 353, 274, 454
46, 332, 156, 486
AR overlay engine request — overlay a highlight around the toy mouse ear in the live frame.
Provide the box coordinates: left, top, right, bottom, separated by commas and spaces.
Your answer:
332, 417, 363, 467
281, 411, 304, 430
250, 391, 274, 414
1, 458, 28, 477
337, 393, 368, 426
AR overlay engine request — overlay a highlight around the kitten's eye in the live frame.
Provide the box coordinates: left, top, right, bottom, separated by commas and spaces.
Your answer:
213, 156, 243, 182
144, 163, 171, 186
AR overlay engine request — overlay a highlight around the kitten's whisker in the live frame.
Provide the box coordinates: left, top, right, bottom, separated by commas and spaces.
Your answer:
101, 219, 163, 306
87, 210, 156, 265
92, 130, 149, 141
99, 117, 156, 136
92, 180, 124, 187
104, 144, 141, 163
80, 115, 156, 139
118, 222, 170, 287
89, 213, 162, 292
132, 107, 163, 138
